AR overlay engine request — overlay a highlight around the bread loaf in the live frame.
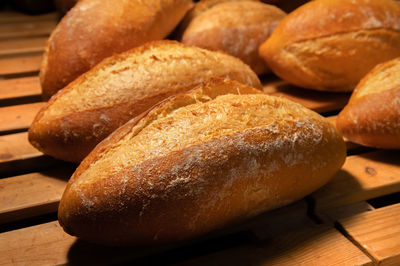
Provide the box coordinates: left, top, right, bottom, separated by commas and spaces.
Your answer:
40, 0, 193, 99
176, 0, 259, 38
181, 1, 286, 74
29, 41, 262, 163
58, 78, 346, 246
259, 0, 400, 92
336, 57, 400, 149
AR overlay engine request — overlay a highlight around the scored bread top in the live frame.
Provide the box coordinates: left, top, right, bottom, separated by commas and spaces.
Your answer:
266, 0, 400, 47
181, 1, 286, 74
39, 40, 261, 122
259, 0, 400, 91
72, 84, 328, 187
351, 57, 400, 100
29, 41, 261, 162
336, 57, 400, 148
40, 0, 194, 98
176, 0, 260, 37
183, 1, 284, 30
59, 78, 345, 245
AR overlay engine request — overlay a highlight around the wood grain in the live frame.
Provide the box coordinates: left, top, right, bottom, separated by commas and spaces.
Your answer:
0, 200, 370, 266
0, 20, 56, 40
0, 37, 47, 56
0, 168, 73, 224
0, 132, 61, 175
0, 76, 41, 102
0, 11, 57, 24
0, 102, 44, 133
179, 222, 373, 265
0, 221, 169, 265
311, 150, 400, 211
0, 221, 75, 266
317, 201, 375, 225
339, 203, 400, 265
0, 53, 42, 75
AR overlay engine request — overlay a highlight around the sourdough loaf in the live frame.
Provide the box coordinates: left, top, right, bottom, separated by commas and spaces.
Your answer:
181, 1, 286, 74
259, 0, 400, 92
336, 57, 400, 149
40, 0, 193, 99
29, 41, 262, 163
58, 78, 346, 246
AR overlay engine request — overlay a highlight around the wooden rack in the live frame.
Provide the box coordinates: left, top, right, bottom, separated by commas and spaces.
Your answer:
0, 10, 399, 265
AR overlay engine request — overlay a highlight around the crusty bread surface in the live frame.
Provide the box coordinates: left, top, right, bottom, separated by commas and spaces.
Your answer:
181, 1, 286, 74
259, 0, 400, 92
175, 0, 260, 38
58, 79, 346, 246
29, 41, 262, 163
336, 57, 400, 149
40, 0, 193, 99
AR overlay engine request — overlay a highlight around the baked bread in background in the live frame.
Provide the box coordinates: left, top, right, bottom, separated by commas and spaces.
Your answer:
29, 41, 262, 163
336, 57, 400, 149
181, 1, 286, 74
175, 0, 259, 38
259, 0, 400, 92
58, 78, 346, 246
40, 0, 193, 99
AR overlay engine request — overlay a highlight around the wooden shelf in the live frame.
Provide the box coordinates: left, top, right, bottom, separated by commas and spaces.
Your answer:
0, 8, 398, 266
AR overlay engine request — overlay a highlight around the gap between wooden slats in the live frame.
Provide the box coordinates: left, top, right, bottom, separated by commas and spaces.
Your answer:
1, 147, 397, 240
262, 78, 351, 113
0, 11, 58, 24
338, 203, 400, 265
0, 167, 73, 224
0, 36, 47, 56
0, 202, 308, 265
0, 53, 42, 75
0, 19, 56, 40
0, 76, 41, 105
311, 150, 400, 211
0, 132, 62, 176
0, 202, 373, 266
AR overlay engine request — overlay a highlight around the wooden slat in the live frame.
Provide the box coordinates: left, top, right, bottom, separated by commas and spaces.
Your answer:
0, 201, 343, 266
0, 221, 170, 265
179, 223, 372, 265
0, 102, 44, 133
311, 150, 400, 211
0, 11, 58, 24
317, 201, 375, 225
0, 53, 42, 75
262, 80, 350, 113
0, 20, 56, 39
0, 221, 76, 266
0, 132, 61, 175
0, 168, 73, 224
0, 76, 41, 102
0, 132, 40, 162
339, 203, 400, 265
0, 37, 47, 56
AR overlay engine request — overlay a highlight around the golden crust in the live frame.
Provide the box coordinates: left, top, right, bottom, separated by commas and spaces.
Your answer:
259, 0, 400, 91
58, 80, 346, 246
181, 1, 286, 74
29, 41, 262, 162
40, 0, 194, 99
337, 57, 400, 148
